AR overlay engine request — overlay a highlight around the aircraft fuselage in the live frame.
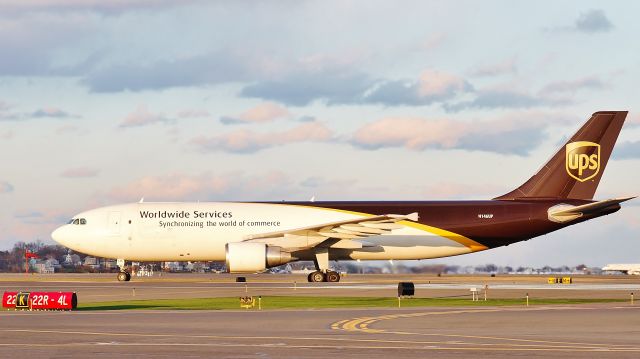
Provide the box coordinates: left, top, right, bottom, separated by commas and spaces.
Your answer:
52, 199, 618, 262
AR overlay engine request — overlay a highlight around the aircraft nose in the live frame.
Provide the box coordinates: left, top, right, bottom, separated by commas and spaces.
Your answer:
51, 226, 66, 244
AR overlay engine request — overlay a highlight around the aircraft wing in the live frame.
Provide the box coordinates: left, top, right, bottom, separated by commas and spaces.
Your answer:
548, 197, 635, 223
243, 212, 419, 251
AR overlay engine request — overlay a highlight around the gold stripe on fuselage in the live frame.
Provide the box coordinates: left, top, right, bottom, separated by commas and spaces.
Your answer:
275, 204, 488, 252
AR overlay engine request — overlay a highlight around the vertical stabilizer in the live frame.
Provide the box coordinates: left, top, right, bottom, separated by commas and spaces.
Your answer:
495, 111, 627, 200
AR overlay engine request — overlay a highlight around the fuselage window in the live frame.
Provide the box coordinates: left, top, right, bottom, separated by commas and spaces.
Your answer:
80, 218, 87, 225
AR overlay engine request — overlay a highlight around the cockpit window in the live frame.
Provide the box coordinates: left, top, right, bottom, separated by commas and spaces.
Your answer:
67, 219, 74, 224
73, 219, 79, 225
68, 218, 87, 225
79, 218, 87, 225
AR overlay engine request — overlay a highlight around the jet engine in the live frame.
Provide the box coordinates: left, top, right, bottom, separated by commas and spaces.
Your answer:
225, 242, 293, 273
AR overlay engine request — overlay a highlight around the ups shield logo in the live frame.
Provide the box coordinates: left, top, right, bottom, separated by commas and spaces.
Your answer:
566, 141, 600, 182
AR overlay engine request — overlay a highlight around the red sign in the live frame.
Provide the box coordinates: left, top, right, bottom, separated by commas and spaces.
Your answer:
2, 291, 77, 310
2, 292, 18, 308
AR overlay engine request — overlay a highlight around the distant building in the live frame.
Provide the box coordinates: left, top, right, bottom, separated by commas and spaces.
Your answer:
34, 261, 55, 274
101, 259, 117, 270
44, 258, 61, 270
64, 253, 82, 266
83, 256, 99, 269
189, 262, 206, 273
209, 262, 226, 273
163, 262, 184, 271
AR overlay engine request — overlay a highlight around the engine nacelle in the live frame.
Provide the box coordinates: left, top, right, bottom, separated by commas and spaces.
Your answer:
225, 242, 292, 273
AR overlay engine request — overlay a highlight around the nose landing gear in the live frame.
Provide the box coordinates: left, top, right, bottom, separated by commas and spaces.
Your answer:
116, 258, 131, 282
117, 271, 131, 282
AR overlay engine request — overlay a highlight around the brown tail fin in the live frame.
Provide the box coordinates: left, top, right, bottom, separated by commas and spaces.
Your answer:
494, 111, 627, 201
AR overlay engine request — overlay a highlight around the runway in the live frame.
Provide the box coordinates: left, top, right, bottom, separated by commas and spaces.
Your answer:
2, 274, 639, 358
1, 273, 638, 301
1, 304, 639, 358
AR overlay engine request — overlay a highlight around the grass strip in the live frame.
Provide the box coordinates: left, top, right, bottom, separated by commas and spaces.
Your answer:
77, 296, 626, 311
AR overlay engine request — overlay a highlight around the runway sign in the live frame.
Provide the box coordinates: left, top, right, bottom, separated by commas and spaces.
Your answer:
2, 291, 77, 310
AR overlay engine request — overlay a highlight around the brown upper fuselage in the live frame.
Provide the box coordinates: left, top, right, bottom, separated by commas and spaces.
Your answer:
279, 199, 621, 249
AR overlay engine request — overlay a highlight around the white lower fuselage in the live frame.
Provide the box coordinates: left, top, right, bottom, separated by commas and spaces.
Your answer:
51, 202, 479, 262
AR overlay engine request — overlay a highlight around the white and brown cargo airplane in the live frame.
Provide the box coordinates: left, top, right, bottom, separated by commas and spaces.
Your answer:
52, 111, 633, 282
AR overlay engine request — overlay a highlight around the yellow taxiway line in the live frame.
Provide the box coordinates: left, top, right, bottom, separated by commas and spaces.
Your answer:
331, 306, 640, 351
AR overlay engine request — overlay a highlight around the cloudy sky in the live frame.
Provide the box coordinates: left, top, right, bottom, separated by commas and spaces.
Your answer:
1, 0, 639, 267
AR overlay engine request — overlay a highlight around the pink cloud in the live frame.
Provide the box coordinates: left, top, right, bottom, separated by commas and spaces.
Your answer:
627, 113, 640, 127
99, 171, 363, 204
353, 117, 466, 150
352, 111, 575, 155
5, 207, 72, 245
417, 70, 468, 98
103, 171, 292, 202
60, 167, 100, 178
119, 105, 172, 128
221, 102, 290, 124
192, 121, 333, 153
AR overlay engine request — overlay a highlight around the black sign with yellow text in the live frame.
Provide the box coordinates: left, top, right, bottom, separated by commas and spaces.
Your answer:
15, 292, 30, 309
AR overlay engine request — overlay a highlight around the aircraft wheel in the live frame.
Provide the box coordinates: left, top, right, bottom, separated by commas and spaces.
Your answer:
117, 271, 130, 282
326, 271, 340, 283
309, 271, 325, 283
307, 273, 313, 282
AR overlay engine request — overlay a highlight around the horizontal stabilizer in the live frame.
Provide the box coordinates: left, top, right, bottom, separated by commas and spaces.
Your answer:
548, 197, 635, 223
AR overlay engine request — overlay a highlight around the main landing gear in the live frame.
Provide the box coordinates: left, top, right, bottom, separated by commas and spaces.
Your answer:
307, 270, 340, 283
306, 248, 341, 282
117, 258, 131, 282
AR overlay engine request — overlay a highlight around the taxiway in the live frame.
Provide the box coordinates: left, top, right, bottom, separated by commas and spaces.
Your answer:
1, 274, 638, 358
